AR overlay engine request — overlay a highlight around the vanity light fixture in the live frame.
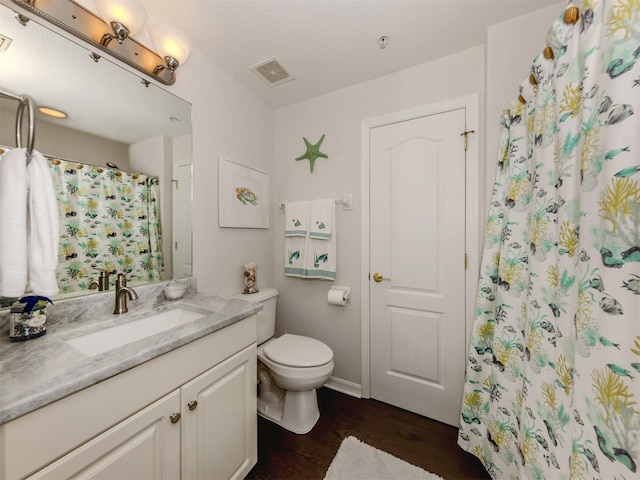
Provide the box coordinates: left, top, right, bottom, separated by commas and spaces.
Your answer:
10, 0, 191, 85
37, 106, 67, 119
148, 23, 192, 74
94, 0, 147, 46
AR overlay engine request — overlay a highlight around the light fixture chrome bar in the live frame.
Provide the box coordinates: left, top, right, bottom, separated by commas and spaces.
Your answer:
10, 0, 176, 85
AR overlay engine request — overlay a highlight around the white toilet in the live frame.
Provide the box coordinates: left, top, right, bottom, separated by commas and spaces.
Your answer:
239, 287, 334, 434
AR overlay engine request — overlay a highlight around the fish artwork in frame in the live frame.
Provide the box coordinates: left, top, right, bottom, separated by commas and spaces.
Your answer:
218, 157, 269, 228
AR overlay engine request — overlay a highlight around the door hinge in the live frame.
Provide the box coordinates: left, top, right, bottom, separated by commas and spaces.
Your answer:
175, 241, 178, 250
460, 130, 476, 151
464, 253, 468, 269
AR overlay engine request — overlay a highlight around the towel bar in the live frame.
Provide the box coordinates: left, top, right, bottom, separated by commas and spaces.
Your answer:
279, 194, 352, 211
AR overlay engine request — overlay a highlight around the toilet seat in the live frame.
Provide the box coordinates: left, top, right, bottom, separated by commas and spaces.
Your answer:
263, 334, 333, 367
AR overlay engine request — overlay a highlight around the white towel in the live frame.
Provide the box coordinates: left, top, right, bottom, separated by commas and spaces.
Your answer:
304, 203, 336, 281
309, 199, 334, 240
284, 235, 307, 278
285, 201, 309, 237
27, 150, 59, 296
0, 148, 28, 297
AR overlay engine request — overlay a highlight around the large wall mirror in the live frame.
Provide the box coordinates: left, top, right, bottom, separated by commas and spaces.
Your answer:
0, 1, 192, 306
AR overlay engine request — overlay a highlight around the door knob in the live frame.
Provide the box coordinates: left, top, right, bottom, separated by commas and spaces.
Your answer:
372, 272, 390, 282
170, 413, 181, 423
187, 400, 198, 410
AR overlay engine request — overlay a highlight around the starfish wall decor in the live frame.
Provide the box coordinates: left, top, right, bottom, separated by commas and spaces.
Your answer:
295, 134, 328, 173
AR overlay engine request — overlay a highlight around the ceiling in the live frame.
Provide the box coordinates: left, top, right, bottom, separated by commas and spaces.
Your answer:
1, 0, 562, 146
138, 0, 562, 108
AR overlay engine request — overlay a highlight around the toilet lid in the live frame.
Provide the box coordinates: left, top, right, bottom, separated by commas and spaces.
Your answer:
263, 334, 333, 367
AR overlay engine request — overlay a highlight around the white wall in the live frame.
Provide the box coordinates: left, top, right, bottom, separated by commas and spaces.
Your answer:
274, 45, 485, 385
170, 51, 276, 297
484, 3, 563, 205
0, 108, 130, 169
130, 136, 174, 279
21, 0, 562, 390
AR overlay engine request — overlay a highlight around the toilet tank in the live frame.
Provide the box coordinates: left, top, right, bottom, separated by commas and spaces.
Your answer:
237, 287, 278, 345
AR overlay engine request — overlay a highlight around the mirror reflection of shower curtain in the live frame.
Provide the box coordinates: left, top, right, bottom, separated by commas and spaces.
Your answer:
459, 2, 640, 479
50, 158, 163, 293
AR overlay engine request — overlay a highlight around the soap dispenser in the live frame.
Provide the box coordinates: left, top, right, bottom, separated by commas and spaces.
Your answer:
9, 296, 53, 341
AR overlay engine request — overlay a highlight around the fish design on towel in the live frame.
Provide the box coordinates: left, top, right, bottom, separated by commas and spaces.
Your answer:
309, 199, 334, 240
284, 199, 336, 280
285, 201, 309, 237
288, 250, 300, 265
314, 252, 329, 268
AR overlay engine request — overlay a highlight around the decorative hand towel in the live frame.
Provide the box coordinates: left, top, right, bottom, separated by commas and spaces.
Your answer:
27, 150, 59, 296
285, 201, 309, 237
304, 203, 336, 280
309, 198, 334, 240
284, 235, 307, 278
0, 148, 28, 297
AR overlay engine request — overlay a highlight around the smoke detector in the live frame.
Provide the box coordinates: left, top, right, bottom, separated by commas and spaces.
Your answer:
250, 56, 295, 87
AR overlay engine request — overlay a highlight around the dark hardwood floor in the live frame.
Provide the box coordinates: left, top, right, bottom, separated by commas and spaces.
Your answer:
246, 388, 490, 480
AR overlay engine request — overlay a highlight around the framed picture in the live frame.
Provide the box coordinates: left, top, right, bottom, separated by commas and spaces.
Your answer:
218, 157, 269, 228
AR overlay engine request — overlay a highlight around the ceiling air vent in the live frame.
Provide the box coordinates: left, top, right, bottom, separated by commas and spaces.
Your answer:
250, 56, 294, 87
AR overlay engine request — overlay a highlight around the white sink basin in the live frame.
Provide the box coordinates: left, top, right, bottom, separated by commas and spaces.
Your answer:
66, 308, 206, 356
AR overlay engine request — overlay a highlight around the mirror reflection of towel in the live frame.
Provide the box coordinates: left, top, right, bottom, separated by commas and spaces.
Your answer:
27, 150, 59, 296
0, 148, 28, 297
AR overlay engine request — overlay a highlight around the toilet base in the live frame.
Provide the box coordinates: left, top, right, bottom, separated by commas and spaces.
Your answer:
257, 389, 320, 434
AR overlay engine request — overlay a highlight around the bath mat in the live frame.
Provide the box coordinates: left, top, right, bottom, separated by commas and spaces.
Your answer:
323, 436, 444, 480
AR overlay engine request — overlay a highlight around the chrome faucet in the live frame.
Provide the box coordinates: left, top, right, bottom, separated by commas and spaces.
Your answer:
114, 273, 139, 314
89, 270, 110, 291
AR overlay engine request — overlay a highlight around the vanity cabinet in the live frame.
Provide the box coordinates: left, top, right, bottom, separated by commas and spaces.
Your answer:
181, 343, 256, 479
28, 390, 182, 479
1, 315, 257, 480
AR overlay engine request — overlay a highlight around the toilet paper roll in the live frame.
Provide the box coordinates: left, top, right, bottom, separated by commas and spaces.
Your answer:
328, 289, 347, 306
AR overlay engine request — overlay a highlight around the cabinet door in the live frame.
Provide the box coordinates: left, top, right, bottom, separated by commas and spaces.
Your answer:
181, 343, 257, 480
29, 390, 181, 480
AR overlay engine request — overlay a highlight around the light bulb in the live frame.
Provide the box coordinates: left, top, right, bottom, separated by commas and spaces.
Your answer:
94, 0, 148, 37
148, 23, 192, 67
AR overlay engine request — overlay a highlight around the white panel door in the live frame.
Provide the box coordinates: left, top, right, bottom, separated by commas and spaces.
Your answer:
173, 163, 192, 278
370, 108, 467, 426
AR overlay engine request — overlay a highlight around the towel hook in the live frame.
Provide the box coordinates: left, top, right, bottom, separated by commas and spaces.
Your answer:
15, 96, 35, 163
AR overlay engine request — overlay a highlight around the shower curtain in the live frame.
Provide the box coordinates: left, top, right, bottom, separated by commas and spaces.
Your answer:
458, 1, 640, 478
50, 158, 163, 293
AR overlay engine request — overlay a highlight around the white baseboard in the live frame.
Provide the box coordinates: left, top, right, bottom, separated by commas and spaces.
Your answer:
324, 376, 362, 398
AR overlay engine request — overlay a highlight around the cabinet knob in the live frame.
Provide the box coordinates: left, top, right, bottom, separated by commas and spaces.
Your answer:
170, 412, 181, 423
187, 400, 198, 411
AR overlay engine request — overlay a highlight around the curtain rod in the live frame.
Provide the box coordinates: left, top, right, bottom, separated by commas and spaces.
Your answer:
0, 144, 158, 180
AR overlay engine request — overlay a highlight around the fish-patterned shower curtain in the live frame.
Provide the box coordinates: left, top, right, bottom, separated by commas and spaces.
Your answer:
458, 1, 640, 478
50, 158, 163, 293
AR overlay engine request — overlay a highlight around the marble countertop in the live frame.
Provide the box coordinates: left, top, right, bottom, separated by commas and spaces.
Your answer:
0, 281, 261, 425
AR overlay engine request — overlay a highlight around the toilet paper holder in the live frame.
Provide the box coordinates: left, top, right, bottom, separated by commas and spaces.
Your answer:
328, 286, 351, 304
